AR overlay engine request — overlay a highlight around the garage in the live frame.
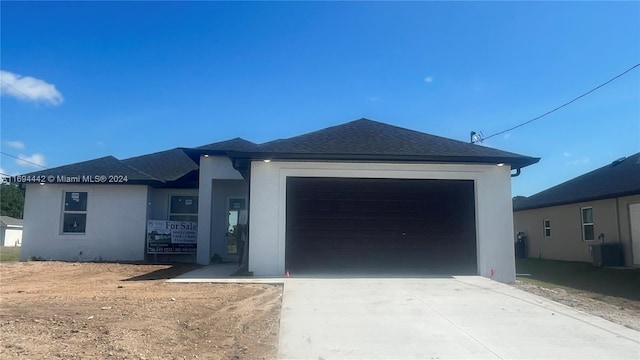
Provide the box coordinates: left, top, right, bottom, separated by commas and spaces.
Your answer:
285, 177, 477, 275
245, 119, 538, 281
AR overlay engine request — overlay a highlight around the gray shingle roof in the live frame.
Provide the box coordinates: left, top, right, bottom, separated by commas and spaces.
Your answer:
253, 118, 538, 168
196, 138, 258, 152
21, 156, 160, 184
20, 149, 201, 187
514, 152, 640, 211
122, 148, 199, 182
17, 118, 539, 186
0, 216, 23, 227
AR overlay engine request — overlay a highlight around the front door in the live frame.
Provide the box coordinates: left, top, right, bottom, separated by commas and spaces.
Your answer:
226, 198, 246, 255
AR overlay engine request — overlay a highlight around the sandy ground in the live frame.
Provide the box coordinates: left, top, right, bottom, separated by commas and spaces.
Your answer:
1, 262, 638, 360
0, 262, 282, 360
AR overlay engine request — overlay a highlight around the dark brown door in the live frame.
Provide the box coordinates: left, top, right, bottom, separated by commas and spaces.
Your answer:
286, 177, 477, 275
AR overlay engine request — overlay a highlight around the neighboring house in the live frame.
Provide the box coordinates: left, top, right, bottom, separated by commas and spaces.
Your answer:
513, 153, 640, 266
1, 216, 23, 247
17, 118, 539, 282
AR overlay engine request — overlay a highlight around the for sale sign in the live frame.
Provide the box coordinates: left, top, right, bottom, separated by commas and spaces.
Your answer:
146, 220, 197, 254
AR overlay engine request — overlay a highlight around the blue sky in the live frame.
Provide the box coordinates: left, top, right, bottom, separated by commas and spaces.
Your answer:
1, 1, 638, 197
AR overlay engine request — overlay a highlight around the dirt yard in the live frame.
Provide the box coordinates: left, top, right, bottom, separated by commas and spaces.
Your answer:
512, 280, 640, 331
0, 262, 282, 360
1, 262, 638, 360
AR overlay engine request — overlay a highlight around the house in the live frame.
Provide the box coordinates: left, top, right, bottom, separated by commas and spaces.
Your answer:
513, 152, 640, 266
0, 216, 23, 247
17, 118, 539, 282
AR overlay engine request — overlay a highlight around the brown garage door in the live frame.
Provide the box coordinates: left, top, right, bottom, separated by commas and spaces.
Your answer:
286, 177, 477, 275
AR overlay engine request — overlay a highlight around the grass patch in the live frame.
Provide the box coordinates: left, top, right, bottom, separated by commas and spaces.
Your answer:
0, 246, 21, 262
516, 258, 640, 301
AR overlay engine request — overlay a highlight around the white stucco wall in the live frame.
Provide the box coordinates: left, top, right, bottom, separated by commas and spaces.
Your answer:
197, 156, 244, 264
249, 161, 516, 283
21, 184, 148, 262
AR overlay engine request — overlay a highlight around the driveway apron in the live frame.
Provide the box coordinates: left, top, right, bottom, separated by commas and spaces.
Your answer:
278, 276, 640, 360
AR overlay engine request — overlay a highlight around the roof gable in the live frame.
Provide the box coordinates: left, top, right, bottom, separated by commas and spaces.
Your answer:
514, 152, 640, 211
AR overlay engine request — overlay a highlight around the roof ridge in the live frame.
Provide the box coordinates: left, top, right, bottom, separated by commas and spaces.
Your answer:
121, 148, 198, 182
121, 147, 185, 162
98, 156, 166, 182
194, 137, 259, 151
119, 162, 165, 183
17, 154, 163, 183
256, 118, 374, 147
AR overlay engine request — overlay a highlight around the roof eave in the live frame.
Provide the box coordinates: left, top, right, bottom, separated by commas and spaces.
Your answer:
514, 189, 640, 211
180, 147, 232, 164
227, 151, 540, 168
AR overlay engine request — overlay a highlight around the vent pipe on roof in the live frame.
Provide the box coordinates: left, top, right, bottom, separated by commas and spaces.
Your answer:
470, 131, 484, 144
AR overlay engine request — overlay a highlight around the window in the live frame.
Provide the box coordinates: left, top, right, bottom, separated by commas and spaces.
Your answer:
169, 195, 198, 222
62, 191, 88, 233
581, 207, 594, 241
543, 219, 551, 237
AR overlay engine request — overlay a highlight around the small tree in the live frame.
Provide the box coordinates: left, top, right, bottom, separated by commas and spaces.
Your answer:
0, 184, 25, 219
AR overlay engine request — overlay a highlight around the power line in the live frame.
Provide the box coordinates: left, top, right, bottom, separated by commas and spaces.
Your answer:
0, 79, 35, 101
0, 151, 48, 169
473, 63, 640, 143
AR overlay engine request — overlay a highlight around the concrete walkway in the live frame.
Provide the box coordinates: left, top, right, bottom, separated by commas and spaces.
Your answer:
278, 276, 640, 360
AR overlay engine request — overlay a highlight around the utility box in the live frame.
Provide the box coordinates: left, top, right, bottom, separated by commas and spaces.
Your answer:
589, 243, 624, 267
515, 232, 527, 259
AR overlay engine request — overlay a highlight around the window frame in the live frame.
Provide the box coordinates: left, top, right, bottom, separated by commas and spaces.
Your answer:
61, 191, 88, 234
543, 219, 551, 237
168, 195, 198, 222
581, 207, 595, 241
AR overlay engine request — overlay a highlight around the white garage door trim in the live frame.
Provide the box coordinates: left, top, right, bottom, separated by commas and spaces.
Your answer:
248, 161, 516, 282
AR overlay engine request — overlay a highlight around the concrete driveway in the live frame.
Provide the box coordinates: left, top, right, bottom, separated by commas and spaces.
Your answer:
278, 276, 639, 360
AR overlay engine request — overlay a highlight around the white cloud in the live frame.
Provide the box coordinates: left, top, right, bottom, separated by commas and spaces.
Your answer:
563, 152, 571, 157
0, 70, 64, 105
567, 157, 590, 166
4, 140, 25, 150
16, 153, 46, 168
424, 76, 434, 83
